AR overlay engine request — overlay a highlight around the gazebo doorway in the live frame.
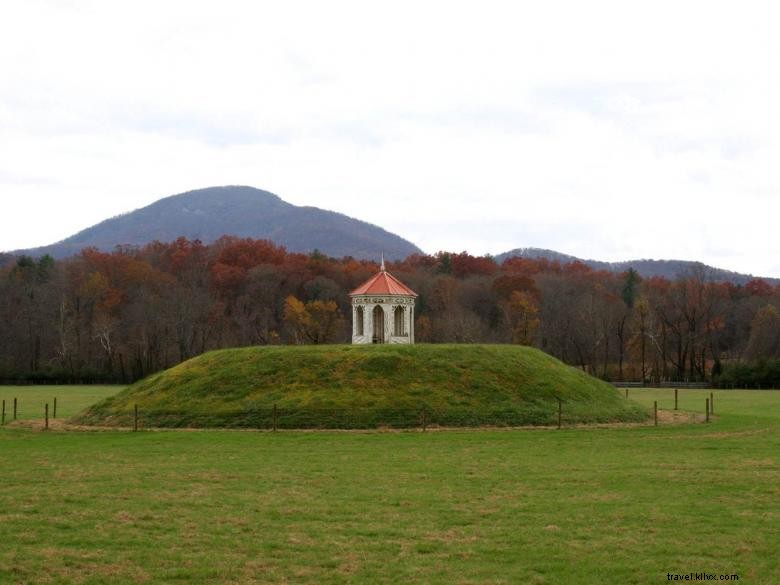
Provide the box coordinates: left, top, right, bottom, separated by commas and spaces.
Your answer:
372, 305, 385, 343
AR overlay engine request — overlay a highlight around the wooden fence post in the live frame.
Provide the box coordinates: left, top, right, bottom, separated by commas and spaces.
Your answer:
53, 397, 57, 419
705, 399, 710, 423
272, 404, 277, 432
1, 400, 5, 425
710, 392, 714, 415
45, 403, 49, 430
557, 398, 562, 429
13, 397, 17, 420
625, 388, 628, 398
133, 404, 138, 432
654, 401, 658, 426
422, 408, 427, 432
674, 388, 678, 411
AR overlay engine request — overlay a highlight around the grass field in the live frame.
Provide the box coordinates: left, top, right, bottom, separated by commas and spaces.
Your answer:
0, 385, 124, 421
1, 386, 779, 584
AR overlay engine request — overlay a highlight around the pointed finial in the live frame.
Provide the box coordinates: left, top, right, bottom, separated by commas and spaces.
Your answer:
380, 253, 386, 272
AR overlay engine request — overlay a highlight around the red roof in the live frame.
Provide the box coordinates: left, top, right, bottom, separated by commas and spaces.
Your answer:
349, 269, 418, 297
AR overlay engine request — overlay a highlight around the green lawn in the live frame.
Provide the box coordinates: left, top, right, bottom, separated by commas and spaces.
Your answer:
1, 386, 779, 584
0, 385, 124, 421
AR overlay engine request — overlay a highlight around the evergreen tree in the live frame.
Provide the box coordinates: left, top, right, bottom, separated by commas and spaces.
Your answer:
621, 268, 640, 308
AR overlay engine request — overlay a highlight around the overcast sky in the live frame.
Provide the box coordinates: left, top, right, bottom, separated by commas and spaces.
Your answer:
1, 1, 779, 277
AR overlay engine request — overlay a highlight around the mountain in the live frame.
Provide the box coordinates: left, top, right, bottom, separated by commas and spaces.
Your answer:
495, 247, 779, 285
6, 188, 774, 284
10, 186, 422, 261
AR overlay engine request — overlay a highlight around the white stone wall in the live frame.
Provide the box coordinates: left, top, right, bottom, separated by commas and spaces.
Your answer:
350, 294, 415, 344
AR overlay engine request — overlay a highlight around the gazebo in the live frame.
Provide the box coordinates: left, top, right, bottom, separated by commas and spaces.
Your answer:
349, 258, 417, 344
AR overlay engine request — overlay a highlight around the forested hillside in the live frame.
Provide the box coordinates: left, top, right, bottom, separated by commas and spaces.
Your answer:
11, 186, 422, 261
1, 239, 778, 384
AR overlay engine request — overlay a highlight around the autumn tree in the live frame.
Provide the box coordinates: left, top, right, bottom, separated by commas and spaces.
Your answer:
283, 295, 343, 344
8, 255, 57, 373
0, 241, 772, 384
746, 305, 780, 361
506, 290, 540, 345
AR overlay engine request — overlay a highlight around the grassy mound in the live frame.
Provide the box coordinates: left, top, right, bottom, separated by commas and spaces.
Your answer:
74, 344, 648, 428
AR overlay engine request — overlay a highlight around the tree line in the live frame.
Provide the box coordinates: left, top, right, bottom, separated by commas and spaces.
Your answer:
1, 237, 778, 384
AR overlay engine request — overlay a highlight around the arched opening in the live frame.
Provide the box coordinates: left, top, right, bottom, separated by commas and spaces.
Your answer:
355, 306, 364, 336
372, 305, 385, 343
394, 306, 405, 336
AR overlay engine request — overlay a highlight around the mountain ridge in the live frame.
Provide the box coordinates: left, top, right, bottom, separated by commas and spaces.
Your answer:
4, 186, 776, 285
495, 247, 779, 285
9, 186, 422, 261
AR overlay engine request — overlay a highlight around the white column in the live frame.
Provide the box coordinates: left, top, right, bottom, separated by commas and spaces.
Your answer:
385, 303, 391, 343
410, 304, 415, 344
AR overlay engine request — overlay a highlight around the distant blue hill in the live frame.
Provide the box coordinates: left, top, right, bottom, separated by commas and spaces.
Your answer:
495, 247, 779, 285
3, 187, 775, 286
9, 185, 422, 261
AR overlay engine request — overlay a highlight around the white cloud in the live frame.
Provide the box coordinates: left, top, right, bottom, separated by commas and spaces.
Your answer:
0, 0, 779, 277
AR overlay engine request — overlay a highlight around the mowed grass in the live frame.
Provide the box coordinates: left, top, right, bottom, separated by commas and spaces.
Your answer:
1, 387, 780, 584
0, 385, 124, 421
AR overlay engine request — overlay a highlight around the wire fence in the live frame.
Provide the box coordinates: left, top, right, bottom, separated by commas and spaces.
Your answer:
613, 381, 711, 389
4, 390, 739, 431
616, 382, 780, 390
0, 378, 121, 386
77, 399, 651, 430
